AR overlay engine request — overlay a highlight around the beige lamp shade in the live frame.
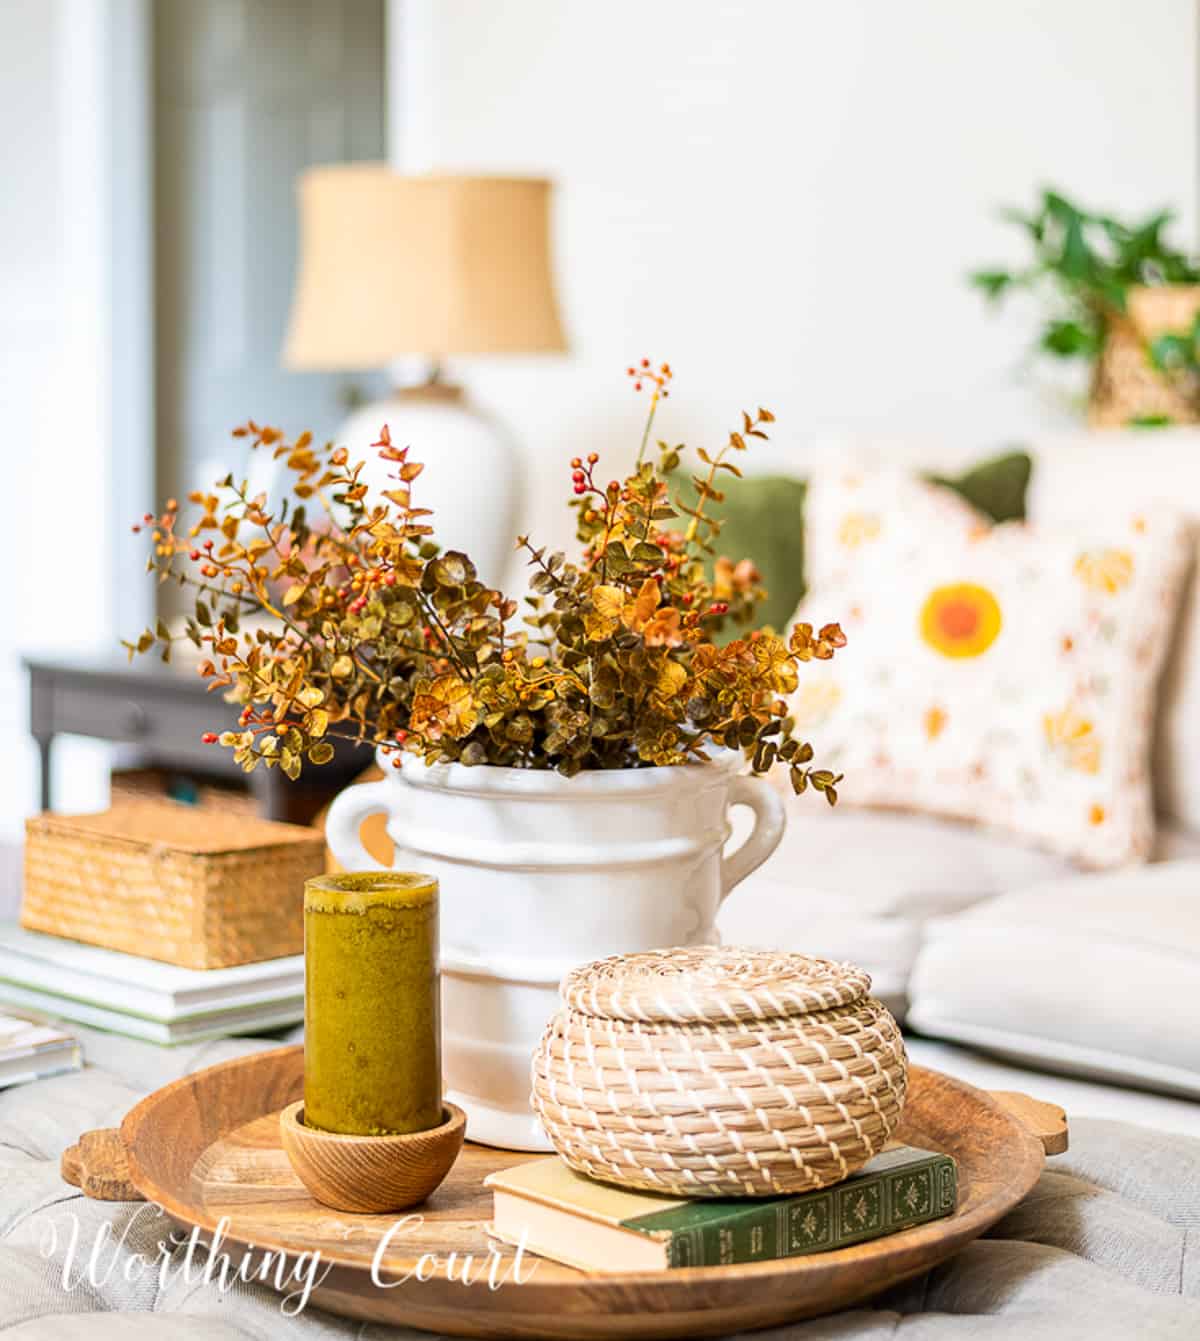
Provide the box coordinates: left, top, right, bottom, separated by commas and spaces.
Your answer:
283, 166, 567, 367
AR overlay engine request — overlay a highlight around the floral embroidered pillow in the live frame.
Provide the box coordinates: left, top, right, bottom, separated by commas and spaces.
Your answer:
788, 468, 1192, 867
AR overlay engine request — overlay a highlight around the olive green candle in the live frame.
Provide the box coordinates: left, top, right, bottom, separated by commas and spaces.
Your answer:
303, 872, 441, 1136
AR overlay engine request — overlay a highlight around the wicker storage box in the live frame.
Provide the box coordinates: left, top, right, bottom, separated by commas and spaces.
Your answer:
532, 947, 908, 1197
22, 802, 324, 969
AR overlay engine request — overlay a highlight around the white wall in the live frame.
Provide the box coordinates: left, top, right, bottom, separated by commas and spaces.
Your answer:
392, 0, 1197, 567
0, 0, 150, 846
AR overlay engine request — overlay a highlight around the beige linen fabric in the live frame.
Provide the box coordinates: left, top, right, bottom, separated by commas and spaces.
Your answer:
1, 1026, 1198, 1339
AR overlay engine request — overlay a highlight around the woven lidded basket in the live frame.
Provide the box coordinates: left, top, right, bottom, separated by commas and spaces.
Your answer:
22, 802, 325, 969
531, 946, 908, 1197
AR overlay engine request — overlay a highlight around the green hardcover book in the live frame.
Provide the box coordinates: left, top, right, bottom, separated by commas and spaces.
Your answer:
485, 1145, 957, 1272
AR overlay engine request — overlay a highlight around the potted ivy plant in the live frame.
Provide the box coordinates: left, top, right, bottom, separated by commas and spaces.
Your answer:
971, 188, 1200, 426
127, 361, 845, 1149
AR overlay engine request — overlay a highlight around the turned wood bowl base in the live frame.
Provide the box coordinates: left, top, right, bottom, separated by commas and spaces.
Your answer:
279, 1100, 467, 1213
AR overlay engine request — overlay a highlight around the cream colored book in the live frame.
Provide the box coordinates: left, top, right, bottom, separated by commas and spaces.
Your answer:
0, 1007, 81, 1088
485, 1147, 957, 1272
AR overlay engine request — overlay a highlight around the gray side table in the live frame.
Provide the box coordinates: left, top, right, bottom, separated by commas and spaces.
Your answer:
25, 655, 369, 823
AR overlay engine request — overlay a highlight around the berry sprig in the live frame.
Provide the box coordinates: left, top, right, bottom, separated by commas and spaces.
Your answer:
628, 357, 672, 398
629, 358, 673, 467
569, 451, 601, 497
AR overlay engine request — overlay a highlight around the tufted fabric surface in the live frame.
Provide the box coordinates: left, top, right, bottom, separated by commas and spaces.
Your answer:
0, 1026, 1197, 1339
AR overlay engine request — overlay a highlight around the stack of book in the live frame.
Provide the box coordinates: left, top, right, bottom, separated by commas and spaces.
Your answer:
0, 1008, 81, 1087
486, 1145, 958, 1271
0, 925, 303, 1045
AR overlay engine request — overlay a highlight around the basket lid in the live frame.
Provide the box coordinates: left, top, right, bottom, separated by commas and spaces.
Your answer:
26, 801, 322, 855
561, 947, 872, 1024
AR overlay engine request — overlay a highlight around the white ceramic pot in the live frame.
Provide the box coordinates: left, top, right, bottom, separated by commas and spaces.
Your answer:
324, 748, 786, 1150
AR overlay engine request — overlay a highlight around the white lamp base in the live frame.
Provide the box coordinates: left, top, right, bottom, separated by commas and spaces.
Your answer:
338, 385, 520, 590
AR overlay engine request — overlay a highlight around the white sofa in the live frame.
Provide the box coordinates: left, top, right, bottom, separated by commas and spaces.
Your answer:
721, 428, 1200, 1134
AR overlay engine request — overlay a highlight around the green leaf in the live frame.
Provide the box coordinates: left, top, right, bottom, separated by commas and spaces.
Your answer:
1040, 319, 1098, 359
1043, 189, 1081, 225
998, 204, 1043, 241
196, 599, 212, 627
1148, 332, 1193, 373
307, 741, 335, 765
969, 269, 1012, 301
1058, 215, 1091, 281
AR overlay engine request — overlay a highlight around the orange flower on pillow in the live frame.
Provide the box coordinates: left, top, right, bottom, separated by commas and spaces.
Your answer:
1044, 706, 1102, 775
919, 584, 1002, 659
1074, 548, 1134, 594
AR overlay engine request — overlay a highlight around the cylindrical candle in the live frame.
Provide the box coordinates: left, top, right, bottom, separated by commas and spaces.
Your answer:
303, 871, 441, 1136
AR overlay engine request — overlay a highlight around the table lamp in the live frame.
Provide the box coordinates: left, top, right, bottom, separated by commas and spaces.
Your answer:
283, 166, 567, 584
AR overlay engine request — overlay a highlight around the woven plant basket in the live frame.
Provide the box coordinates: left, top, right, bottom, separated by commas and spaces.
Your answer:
531, 947, 908, 1197
22, 801, 324, 969
1090, 284, 1200, 427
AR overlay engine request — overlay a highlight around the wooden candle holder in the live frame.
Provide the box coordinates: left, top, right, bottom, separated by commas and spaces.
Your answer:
279, 1100, 466, 1213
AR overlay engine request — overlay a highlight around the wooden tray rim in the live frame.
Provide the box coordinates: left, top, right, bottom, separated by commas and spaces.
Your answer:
120, 1044, 1046, 1291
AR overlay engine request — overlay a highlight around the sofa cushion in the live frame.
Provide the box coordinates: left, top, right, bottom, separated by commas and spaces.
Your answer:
722, 805, 1074, 1014
724, 808, 1200, 1018
788, 466, 1192, 867
908, 861, 1200, 1099
774, 430, 1200, 835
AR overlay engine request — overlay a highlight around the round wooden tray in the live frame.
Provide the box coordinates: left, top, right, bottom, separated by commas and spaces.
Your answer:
119, 1044, 1059, 1339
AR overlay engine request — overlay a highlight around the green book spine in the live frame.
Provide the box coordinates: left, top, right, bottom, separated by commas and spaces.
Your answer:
624, 1148, 958, 1269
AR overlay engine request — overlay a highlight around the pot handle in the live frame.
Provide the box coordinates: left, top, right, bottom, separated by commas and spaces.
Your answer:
721, 773, 786, 901
325, 779, 391, 872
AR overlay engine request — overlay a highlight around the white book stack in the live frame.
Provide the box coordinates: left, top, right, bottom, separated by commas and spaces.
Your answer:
0, 1008, 81, 1087
0, 925, 303, 1045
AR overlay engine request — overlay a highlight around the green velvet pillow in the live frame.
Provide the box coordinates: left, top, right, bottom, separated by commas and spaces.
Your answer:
668, 450, 1032, 632
925, 450, 1031, 527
